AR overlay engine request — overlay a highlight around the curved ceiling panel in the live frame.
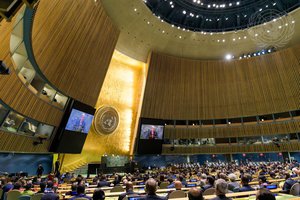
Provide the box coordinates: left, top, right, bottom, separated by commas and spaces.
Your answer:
145, 0, 299, 32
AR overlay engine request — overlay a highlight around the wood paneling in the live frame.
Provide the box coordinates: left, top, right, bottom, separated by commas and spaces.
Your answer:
0, 15, 63, 126
31, 0, 120, 106
162, 141, 300, 154
0, 18, 61, 153
142, 46, 300, 120
164, 120, 300, 139
0, 131, 49, 152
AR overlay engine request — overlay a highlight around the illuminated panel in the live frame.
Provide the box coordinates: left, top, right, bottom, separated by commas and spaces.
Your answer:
61, 51, 146, 171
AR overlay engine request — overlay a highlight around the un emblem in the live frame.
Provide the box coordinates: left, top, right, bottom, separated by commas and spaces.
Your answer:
94, 106, 119, 135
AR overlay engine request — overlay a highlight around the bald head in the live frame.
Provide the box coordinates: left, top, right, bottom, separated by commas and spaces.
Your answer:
188, 188, 203, 200
145, 178, 157, 195
174, 181, 182, 190
125, 181, 133, 192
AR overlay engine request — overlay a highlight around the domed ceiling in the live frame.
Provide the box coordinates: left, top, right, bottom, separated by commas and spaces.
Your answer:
101, 0, 300, 61
145, 0, 299, 32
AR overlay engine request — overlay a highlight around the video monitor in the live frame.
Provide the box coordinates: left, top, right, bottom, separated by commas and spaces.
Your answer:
65, 109, 94, 134
19, 119, 39, 135
2, 111, 24, 133
35, 124, 54, 139
140, 124, 164, 140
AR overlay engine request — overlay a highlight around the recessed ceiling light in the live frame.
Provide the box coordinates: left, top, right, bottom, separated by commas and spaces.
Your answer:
225, 54, 233, 60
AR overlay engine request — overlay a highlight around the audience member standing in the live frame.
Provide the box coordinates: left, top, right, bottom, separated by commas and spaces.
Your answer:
37, 164, 44, 177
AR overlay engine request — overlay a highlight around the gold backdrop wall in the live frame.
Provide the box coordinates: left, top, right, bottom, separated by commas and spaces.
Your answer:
61, 51, 146, 172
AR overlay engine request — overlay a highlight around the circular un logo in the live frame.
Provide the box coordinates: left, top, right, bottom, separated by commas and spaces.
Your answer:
94, 107, 119, 135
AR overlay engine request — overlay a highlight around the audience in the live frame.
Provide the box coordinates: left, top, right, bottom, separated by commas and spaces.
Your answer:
93, 189, 105, 200
282, 172, 297, 193
1, 160, 300, 200
143, 178, 165, 200
238, 175, 255, 192
188, 187, 204, 200
202, 176, 215, 191
227, 174, 239, 191
118, 181, 138, 200
69, 185, 91, 200
256, 189, 276, 200
211, 179, 232, 200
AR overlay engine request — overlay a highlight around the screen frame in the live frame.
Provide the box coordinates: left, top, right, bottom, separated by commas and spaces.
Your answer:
65, 108, 94, 134
139, 124, 164, 140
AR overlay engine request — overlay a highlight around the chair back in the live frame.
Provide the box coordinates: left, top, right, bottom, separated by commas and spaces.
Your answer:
203, 188, 215, 195
168, 190, 186, 199
159, 182, 169, 189
18, 196, 31, 200
30, 193, 43, 200
290, 183, 300, 196
110, 185, 124, 192
7, 190, 21, 200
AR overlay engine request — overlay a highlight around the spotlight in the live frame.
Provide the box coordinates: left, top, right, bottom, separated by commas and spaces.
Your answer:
0, 61, 10, 75
225, 54, 233, 60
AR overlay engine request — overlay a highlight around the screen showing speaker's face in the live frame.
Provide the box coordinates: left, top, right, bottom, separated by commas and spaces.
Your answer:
140, 125, 164, 140
65, 109, 94, 134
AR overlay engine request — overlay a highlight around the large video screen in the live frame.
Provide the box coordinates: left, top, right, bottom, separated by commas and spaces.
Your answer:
140, 124, 164, 140
65, 109, 94, 134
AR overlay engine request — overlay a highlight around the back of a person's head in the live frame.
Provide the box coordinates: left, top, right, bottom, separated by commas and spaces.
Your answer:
241, 176, 250, 185
228, 174, 236, 182
174, 181, 182, 190
188, 187, 204, 200
259, 175, 267, 183
24, 183, 32, 190
207, 176, 215, 186
93, 189, 105, 200
77, 184, 85, 194
40, 182, 46, 191
215, 179, 228, 195
285, 172, 290, 179
145, 178, 157, 194
256, 189, 275, 200
125, 181, 134, 191
47, 181, 54, 189
13, 182, 21, 190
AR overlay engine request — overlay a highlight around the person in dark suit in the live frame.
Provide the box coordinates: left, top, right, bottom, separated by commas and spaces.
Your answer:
118, 182, 138, 200
282, 172, 297, 193
188, 187, 203, 200
97, 175, 110, 187
211, 179, 232, 200
41, 182, 59, 200
93, 189, 105, 200
54, 159, 60, 175
238, 175, 254, 192
69, 185, 92, 200
37, 164, 44, 177
142, 178, 165, 200
202, 176, 215, 191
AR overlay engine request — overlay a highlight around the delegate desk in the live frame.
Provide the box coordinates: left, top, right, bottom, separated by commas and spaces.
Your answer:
61, 188, 292, 200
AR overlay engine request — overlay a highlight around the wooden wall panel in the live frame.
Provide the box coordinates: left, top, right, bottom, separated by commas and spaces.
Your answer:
0, 17, 63, 153
164, 120, 300, 139
0, 131, 49, 152
0, 16, 63, 126
162, 141, 300, 154
32, 0, 120, 106
142, 45, 300, 120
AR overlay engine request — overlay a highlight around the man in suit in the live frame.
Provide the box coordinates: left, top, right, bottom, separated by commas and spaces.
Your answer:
211, 179, 231, 200
282, 172, 297, 193
142, 178, 165, 200
97, 175, 110, 187
238, 175, 254, 192
118, 182, 138, 200
202, 176, 215, 191
69, 185, 92, 200
188, 187, 203, 200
